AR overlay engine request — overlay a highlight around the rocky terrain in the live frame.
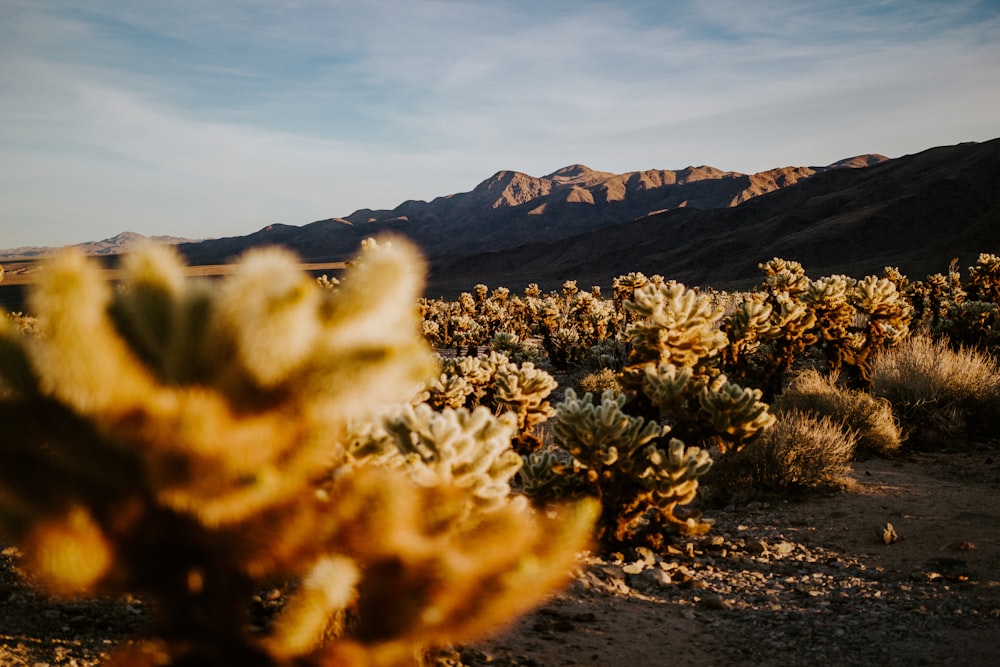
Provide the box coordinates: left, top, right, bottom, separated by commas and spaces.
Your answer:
2, 441, 998, 666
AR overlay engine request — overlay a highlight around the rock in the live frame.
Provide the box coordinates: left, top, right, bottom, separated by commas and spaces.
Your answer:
633, 568, 673, 591
772, 541, 796, 557
622, 561, 646, 575
634, 546, 659, 565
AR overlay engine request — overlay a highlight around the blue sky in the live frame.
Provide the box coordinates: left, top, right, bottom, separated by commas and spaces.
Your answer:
2, 1, 998, 248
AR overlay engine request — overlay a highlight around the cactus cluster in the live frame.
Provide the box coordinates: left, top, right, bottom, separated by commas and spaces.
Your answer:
520, 389, 713, 550
621, 281, 776, 454
0, 239, 594, 666
909, 254, 1000, 349
421, 351, 558, 453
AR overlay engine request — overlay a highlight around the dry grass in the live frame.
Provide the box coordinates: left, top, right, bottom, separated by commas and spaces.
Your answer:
707, 410, 856, 498
576, 367, 622, 395
776, 368, 902, 457
871, 334, 1000, 443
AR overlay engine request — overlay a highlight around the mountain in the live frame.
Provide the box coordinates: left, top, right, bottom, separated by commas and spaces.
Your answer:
4, 139, 997, 299
428, 139, 1000, 293
176, 155, 886, 265
0, 231, 195, 260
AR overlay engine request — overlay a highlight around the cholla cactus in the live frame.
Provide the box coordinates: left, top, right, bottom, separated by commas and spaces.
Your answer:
698, 375, 776, 451
967, 253, 1000, 304
623, 281, 727, 377
518, 450, 589, 506
346, 404, 526, 519
315, 274, 340, 291
526, 389, 713, 549
618, 280, 774, 453
760, 257, 809, 297
721, 296, 780, 369
0, 239, 594, 667
850, 275, 912, 348
936, 300, 1000, 348
422, 351, 557, 454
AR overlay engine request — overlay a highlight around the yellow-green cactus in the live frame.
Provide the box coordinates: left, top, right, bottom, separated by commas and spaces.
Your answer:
0, 239, 594, 667
532, 389, 713, 549
346, 404, 526, 519
698, 375, 776, 452
623, 281, 727, 375
759, 257, 809, 297
424, 351, 557, 453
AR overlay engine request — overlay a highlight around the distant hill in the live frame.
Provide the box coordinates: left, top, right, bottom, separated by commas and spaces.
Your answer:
0, 232, 195, 260
174, 154, 887, 266
427, 139, 1000, 293
4, 139, 998, 301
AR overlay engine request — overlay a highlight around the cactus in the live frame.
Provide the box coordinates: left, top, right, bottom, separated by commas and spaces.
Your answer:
967, 253, 1000, 304
522, 389, 713, 550
936, 300, 1000, 349
698, 375, 776, 451
421, 351, 557, 454
623, 281, 727, 378
0, 239, 594, 667
759, 257, 809, 298
721, 296, 780, 370
345, 404, 526, 520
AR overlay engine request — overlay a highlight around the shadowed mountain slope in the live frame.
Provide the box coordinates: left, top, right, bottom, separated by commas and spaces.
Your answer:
427, 139, 1000, 294
176, 156, 884, 266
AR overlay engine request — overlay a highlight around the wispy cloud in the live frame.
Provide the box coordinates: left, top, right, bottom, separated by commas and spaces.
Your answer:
1, 0, 998, 246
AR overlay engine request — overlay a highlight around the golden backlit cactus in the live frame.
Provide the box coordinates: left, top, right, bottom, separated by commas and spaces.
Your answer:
422, 351, 557, 453
623, 281, 728, 375
345, 404, 526, 519
0, 238, 594, 667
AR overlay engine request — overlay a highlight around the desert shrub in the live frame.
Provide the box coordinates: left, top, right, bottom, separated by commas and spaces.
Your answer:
776, 369, 902, 457
0, 240, 594, 667
707, 410, 856, 496
577, 367, 622, 395
871, 333, 1000, 443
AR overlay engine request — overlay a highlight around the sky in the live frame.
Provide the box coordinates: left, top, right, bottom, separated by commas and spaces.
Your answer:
1, 1, 999, 248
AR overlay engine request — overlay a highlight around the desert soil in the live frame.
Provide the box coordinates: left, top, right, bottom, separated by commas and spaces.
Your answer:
2, 442, 999, 667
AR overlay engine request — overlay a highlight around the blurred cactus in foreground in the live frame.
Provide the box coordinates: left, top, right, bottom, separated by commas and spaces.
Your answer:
0, 239, 594, 667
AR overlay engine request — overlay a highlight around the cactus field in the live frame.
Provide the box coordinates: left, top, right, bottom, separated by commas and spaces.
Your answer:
1, 245, 1000, 665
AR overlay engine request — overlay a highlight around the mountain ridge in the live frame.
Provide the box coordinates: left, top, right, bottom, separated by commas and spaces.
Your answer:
5, 141, 997, 300
0, 231, 196, 261
427, 139, 1000, 293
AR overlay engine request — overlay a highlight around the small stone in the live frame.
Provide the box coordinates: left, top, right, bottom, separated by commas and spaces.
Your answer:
634, 546, 658, 565
622, 561, 646, 575
636, 568, 672, 589
772, 541, 796, 557
747, 540, 769, 555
